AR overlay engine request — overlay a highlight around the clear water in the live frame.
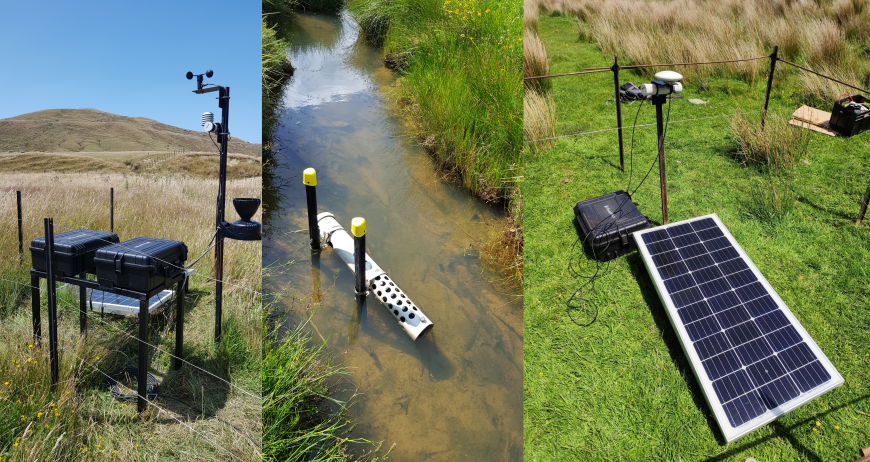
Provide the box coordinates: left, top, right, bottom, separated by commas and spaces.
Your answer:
263, 11, 523, 461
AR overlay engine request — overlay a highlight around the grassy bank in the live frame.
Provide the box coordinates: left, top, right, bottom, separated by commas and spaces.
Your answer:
0, 173, 262, 461
523, 13, 870, 461
347, 0, 524, 286
262, 315, 389, 462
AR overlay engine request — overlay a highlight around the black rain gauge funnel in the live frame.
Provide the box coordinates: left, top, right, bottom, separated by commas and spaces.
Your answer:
187, 69, 261, 344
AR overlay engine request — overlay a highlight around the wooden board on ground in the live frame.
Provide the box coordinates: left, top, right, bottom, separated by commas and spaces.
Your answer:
789, 105, 839, 136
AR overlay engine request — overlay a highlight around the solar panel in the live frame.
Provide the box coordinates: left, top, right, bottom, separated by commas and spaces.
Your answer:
87, 289, 174, 317
633, 213, 843, 442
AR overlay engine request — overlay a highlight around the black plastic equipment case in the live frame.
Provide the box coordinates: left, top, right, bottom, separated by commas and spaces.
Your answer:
830, 94, 870, 137
94, 237, 188, 293
30, 229, 119, 277
574, 191, 650, 262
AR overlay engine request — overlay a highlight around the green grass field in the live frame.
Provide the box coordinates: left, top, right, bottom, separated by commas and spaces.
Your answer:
523, 13, 870, 461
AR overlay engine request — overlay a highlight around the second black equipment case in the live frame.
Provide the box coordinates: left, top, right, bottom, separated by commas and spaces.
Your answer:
94, 237, 188, 293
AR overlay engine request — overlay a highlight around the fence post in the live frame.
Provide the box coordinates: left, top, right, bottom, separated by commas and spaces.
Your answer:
858, 178, 870, 225
761, 46, 778, 130
17, 191, 23, 265
612, 55, 625, 172
110, 187, 114, 233
43, 218, 59, 392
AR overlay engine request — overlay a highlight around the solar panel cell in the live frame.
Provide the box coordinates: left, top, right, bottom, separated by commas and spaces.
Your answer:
734, 337, 774, 366
722, 392, 767, 427
684, 254, 715, 271
715, 306, 752, 329
702, 349, 743, 381
672, 286, 705, 309
744, 295, 779, 317
648, 239, 677, 255
678, 243, 708, 260
725, 321, 762, 347
694, 331, 731, 360
711, 246, 741, 263
672, 232, 701, 248
704, 237, 732, 252
735, 282, 767, 303
707, 291, 741, 313
642, 229, 670, 244
699, 277, 732, 298
694, 266, 725, 284
685, 316, 722, 341
718, 257, 749, 275
790, 361, 831, 392
664, 273, 697, 294
678, 300, 714, 325
667, 223, 696, 238
658, 261, 689, 280
765, 325, 803, 352
758, 376, 800, 408
713, 370, 755, 403
697, 226, 725, 241
725, 269, 757, 289
690, 218, 717, 231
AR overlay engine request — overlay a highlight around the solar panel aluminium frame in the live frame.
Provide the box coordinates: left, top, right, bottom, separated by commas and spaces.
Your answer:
633, 213, 844, 443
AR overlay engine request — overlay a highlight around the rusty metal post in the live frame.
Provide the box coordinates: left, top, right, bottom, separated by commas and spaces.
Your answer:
654, 95, 669, 224
761, 46, 778, 130
612, 55, 625, 171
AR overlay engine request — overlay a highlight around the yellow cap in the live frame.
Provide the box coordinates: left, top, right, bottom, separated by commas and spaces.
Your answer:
303, 168, 317, 186
351, 217, 366, 237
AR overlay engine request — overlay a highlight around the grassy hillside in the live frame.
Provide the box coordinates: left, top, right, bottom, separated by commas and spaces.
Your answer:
0, 109, 261, 156
0, 151, 262, 179
523, 12, 870, 462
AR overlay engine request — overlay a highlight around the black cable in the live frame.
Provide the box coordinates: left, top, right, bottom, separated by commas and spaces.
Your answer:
105, 368, 261, 449
564, 93, 674, 327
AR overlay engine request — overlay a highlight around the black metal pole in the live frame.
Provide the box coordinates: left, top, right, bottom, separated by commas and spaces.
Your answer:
311, 251, 321, 303
858, 178, 870, 225
174, 278, 185, 370
44, 218, 59, 392
31, 272, 40, 347
613, 56, 625, 172
352, 218, 366, 295
304, 168, 321, 250
138, 296, 149, 412
214, 86, 230, 344
79, 273, 87, 335
761, 46, 778, 131
110, 187, 114, 233
17, 191, 23, 265
653, 95, 669, 224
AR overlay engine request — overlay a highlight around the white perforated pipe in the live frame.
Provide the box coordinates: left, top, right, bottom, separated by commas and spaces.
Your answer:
317, 213, 434, 340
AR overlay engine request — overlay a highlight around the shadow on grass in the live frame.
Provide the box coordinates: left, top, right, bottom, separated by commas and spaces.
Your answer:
797, 196, 856, 221
701, 392, 870, 462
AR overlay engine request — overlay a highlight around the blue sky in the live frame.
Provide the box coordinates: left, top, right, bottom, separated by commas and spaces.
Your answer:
0, 1, 262, 144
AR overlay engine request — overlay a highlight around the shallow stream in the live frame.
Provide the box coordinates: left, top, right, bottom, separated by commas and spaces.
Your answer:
263, 12, 522, 461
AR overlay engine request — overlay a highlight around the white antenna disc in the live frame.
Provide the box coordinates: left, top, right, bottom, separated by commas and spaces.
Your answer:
655, 70, 683, 82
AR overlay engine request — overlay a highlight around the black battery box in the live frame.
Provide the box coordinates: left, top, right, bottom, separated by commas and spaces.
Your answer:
94, 237, 188, 293
830, 94, 870, 137
30, 229, 120, 278
574, 191, 650, 262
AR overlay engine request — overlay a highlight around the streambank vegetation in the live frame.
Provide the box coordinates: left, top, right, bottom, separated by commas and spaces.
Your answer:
348, 0, 524, 288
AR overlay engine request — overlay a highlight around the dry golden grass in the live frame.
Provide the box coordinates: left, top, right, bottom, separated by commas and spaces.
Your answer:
530, 0, 870, 99
0, 172, 262, 461
524, 27, 550, 92
524, 89, 557, 152
0, 151, 262, 179
524, 0, 539, 31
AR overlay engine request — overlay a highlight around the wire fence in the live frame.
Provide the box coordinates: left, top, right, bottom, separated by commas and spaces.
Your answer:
0, 275, 261, 402
4, 321, 254, 462
523, 46, 870, 222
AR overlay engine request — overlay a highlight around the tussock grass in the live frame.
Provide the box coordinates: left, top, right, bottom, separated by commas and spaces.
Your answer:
523, 0, 538, 31
530, 0, 870, 100
729, 111, 811, 173
523, 27, 550, 92
262, 317, 388, 462
0, 172, 262, 461
524, 89, 556, 153
263, 17, 292, 148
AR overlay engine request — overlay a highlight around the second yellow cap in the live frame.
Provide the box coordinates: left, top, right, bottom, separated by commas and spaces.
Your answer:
351, 217, 366, 237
